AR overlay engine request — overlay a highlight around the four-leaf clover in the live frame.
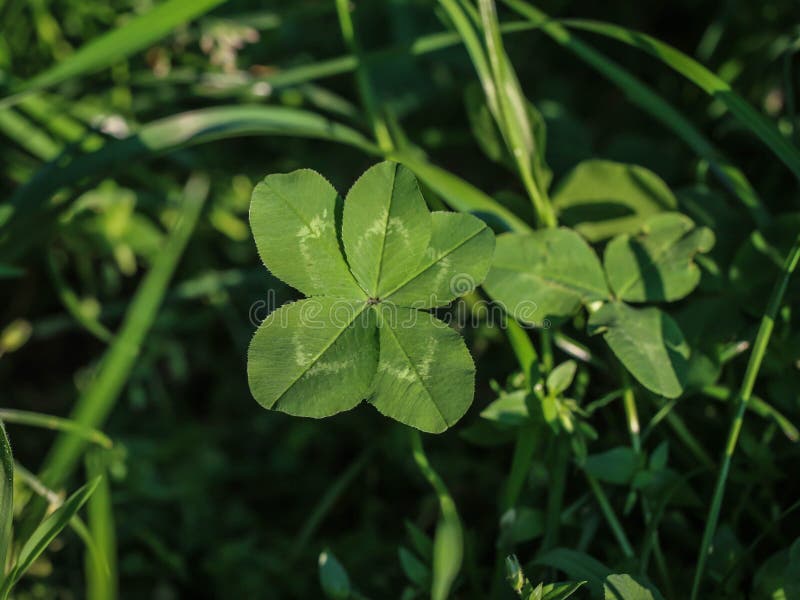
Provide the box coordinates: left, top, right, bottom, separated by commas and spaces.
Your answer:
247, 161, 495, 433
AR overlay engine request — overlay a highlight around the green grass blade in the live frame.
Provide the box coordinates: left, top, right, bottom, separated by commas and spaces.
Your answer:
289, 449, 372, 562
11, 462, 110, 594
478, 0, 555, 227
85, 451, 117, 600
501, 0, 770, 227
410, 430, 463, 600
0, 409, 113, 449
0, 106, 522, 260
5, 477, 100, 593
0, 106, 379, 261
701, 384, 799, 442
334, 0, 393, 151
0, 108, 61, 159
131, 20, 539, 94
691, 234, 800, 599
0, 421, 12, 582
0, 0, 230, 108
16, 174, 208, 543
559, 18, 800, 182
584, 473, 634, 559
439, 0, 499, 117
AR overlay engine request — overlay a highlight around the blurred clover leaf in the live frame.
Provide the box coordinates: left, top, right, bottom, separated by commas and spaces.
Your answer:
247, 161, 495, 433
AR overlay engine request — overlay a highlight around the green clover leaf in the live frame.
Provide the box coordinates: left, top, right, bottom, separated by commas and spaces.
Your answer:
247, 161, 495, 433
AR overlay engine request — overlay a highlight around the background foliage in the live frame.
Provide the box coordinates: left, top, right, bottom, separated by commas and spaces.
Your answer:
1, 0, 799, 598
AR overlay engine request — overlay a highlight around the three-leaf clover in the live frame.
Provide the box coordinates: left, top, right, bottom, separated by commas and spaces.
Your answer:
483, 210, 713, 399
247, 161, 495, 433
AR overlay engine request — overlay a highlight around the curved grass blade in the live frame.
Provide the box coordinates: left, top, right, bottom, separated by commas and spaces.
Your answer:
559, 18, 800, 182
500, 0, 770, 227
478, 0, 555, 227
0, 421, 12, 583
11, 462, 110, 594
0, 106, 378, 261
0, 0, 230, 108
2, 477, 100, 597
0, 409, 113, 449
2, 107, 523, 260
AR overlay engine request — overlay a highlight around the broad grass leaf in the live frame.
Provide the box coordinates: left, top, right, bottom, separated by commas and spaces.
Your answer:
604, 213, 715, 303
247, 298, 378, 418
0, 421, 12, 575
250, 169, 363, 298
604, 574, 664, 600
11, 477, 100, 585
370, 307, 474, 433
584, 447, 639, 485
484, 228, 609, 324
553, 160, 677, 242
588, 303, 689, 398
385, 212, 495, 308
342, 161, 431, 297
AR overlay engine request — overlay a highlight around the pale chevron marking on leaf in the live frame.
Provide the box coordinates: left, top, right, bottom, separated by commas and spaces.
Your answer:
273, 303, 369, 408
296, 209, 331, 270
417, 336, 438, 380
382, 321, 449, 429
388, 216, 410, 243
263, 180, 350, 287
384, 224, 487, 299
292, 331, 313, 367
378, 361, 416, 383
307, 358, 354, 376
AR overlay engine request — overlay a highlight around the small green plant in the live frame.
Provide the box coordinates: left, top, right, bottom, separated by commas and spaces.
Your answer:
247, 161, 495, 432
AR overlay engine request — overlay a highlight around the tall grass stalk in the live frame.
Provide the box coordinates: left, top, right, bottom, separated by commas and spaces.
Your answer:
17, 174, 208, 541
691, 234, 800, 599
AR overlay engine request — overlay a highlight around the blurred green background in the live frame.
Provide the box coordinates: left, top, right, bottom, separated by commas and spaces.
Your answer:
1, 0, 799, 598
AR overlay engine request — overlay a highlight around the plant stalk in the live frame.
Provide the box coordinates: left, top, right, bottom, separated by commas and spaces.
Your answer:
690, 234, 800, 600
